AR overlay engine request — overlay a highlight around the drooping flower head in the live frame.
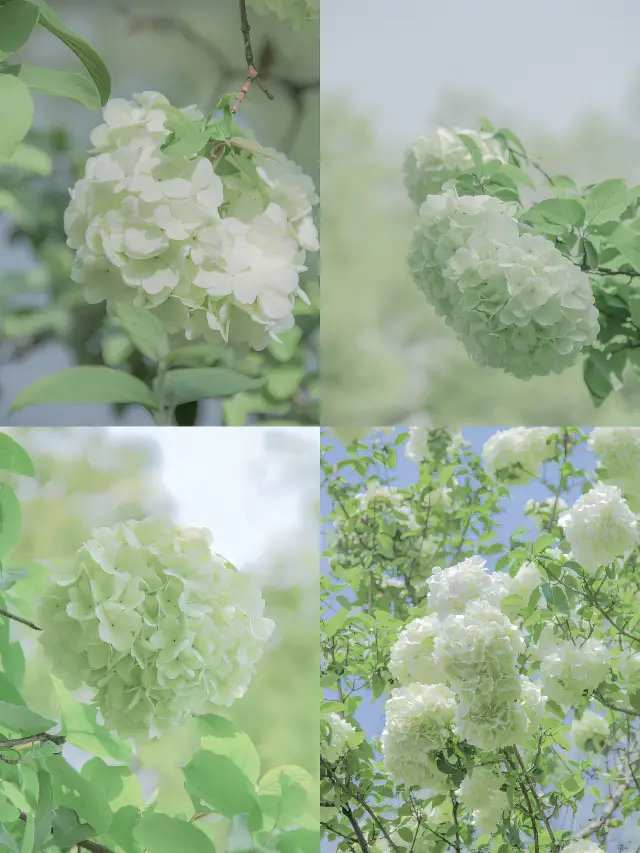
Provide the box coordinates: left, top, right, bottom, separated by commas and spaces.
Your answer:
39, 517, 274, 738
482, 427, 558, 485
456, 767, 509, 835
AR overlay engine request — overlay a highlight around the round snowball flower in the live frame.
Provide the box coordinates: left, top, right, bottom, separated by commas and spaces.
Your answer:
562, 842, 605, 853
539, 637, 610, 705
408, 190, 599, 378
454, 692, 530, 750
427, 555, 510, 617
589, 428, 640, 511
456, 767, 509, 835
571, 710, 609, 752
38, 518, 274, 738
381, 683, 456, 789
64, 92, 318, 351
388, 615, 446, 686
321, 713, 358, 764
482, 427, 558, 485
559, 484, 638, 573
403, 127, 507, 208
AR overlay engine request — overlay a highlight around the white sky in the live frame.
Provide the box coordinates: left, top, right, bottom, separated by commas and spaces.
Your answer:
105, 427, 320, 570
321, 0, 640, 148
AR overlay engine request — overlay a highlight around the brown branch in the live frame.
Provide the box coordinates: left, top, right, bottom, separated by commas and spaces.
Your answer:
20, 812, 113, 853
595, 691, 640, 718
341, 803, 370, 853
575, 757, 640, 839
232, 65, 258, 114
0, 607, 41, 631
238, 0, 273, 101
512, 747, 559, 852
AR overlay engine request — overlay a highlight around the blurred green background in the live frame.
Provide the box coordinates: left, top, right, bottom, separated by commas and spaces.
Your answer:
1, 426, 318, 816
321, 0, 640, 426
0, 0, 319, 425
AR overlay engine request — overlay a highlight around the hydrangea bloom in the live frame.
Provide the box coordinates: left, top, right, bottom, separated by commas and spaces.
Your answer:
506, 561, 541, 601
407, 191, 599, 378
559, 484, 638, 573
525, 496, 568, 530
562, 842, 605, 853
358, 483, 404, 510
321, 713, 358, 764
539, 637, 610, 705
427, 556, 510, 617
381, 683, 456, 788
589, 428, 640, 511
571, 710, 609, 752
456, 767, 509, 835
64, 92, 319, 350
454, 692, 530, 750
403, 128, 507, 208
38, 518, 274, 737
482, 427, 558, 485
404, 427, 462, 464
388, 615, 446, 686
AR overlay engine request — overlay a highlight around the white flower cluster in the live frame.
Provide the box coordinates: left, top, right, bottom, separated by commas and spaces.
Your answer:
559, 484, 638, 574
358, 483, 404, 510
321, 713, 358, 764
538, 635, 610, 705
525, 496, 568, 530
589, 427, 640, 512
403, 128, 507, 209
381, 683, 456, 790
571, 710, 609, 752
562, 841, 605, 853
456, 767, 509, 835
383, 556, 545, 786
482, 427, 558, 485
64, 92, 319, 350
38, 518, 274, 738
404, 427, 463, 465
407, 191, 599, 378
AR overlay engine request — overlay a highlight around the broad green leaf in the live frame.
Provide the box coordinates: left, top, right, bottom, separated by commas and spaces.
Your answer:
552, 586, 569, 614
258, 766, 315, 826
34, 770, 53, 848
107, 806, 141, 853
20, 813, 34, 853
163, 368, 265, 406
0, 672, 24, 706
0, 791, 19, 824
608, 223, 640, 272
0, 1, 39, 54
134, 812, 213, 853
183, 751, 262, 830
0, 74, 34, 157
162, 126, 213, 159
10, 367, 156, 412
0, 701, 55, 735
457, 133, 484, 173
276, 829, 319, 853
0, 142, 52, 175
34, 0, 111, 105
524, 198, 585, 228
115, 303, 169, 362
12, 63, 100, 110
81, 758, 141, 809
51, 807, 94, 848
495, 162, 536, 189
583, 354, 613, 408
47, 754, 112, 834
585, 178, 628, 225
197, 715, 261, 783
0, 827, 18, 853
55, 680, 131, 762
0, 434, 34, 477
0, 484, 21, 558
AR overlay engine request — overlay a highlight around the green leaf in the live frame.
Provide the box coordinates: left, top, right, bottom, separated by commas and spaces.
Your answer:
11, 63, 100, 110
630, 690, 640, 712
20, 813, 34, 853
608, 223, 640, 272
163, 368, 265, 406
0, 433, 34, 477
161, 125, 211, 159
134, 812, 213, 853
552, 586, 569, 614
583, 354, 613, 408
55, 679, 132, 762
0, 791, 19, 824
0, 74, 34, 157
495, 162, 536, 189
10, 367, 156, 412
229, 137, 279, 160
183, 751, 262, 830
0, 484, 22, 559
524, 198, 585, 228
0, 0, 38, 53
47, 754, 112, 834
583, 238, 599, 270
258, 766, 314, 826
34, 0, 111, 105
0, 826, 18, 853
114, 303, 169, 362
0, 701, 55, 735
34, 770, 53, 848
51, 808, 94, 848
585, 178, 628, 225
0, 142, 52, 175
197, 715, 261, 784
457, 133, 484, 172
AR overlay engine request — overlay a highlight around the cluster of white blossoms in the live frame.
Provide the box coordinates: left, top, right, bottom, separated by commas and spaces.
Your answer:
407, 191, 599, 378
456, 767, 509, 835
482, 427, 558, 484
588, 427, 640, 512
571, 710, 609, 752
321, 712, 358, 764
559, 483, 638, 574
537, 634, 610, 705
64, 92, 319, 350
380, 683, 456, 790
358, 483, 404, 511
38, 518, 274, 738
403, 128, 507, 209
388, 615, 445, 686
562, 842, 605, 853
525, 495, 568, 530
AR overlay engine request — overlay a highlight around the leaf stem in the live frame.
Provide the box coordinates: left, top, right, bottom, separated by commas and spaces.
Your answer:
0, 607, 41, 631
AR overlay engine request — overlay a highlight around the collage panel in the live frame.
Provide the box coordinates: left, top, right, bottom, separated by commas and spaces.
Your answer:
0, 425, 319, 851
0, 0, 318, 426
322, 0, 640, 426
321, 426, 640, 852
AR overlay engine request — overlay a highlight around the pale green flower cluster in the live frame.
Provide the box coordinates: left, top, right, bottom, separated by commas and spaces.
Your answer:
64, 92, 319, 351
388, 615, 445, 686
403, 128, 507, 208
589, 427, 640, 512
571, 710, 609, 752
407, 190, 599, 378
38, 518, 274, 738
538, 634, 610, 705
321, 712, 359, 764
456, 766, 509, 835
559, 483, 638, 574
482, 427, 558, 485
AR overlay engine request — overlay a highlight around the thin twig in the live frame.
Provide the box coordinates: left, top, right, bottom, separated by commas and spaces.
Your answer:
238, 0, 273, 101
0, 607, 41, 631
232, 65, 258, 114
575, 757, 640, 839
512, 747, 559, 852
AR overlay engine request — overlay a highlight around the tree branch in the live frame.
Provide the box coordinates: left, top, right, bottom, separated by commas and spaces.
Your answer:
512, 747, 559, 852
238, 0, 273, 101
575, 757, 640, 839
0, 607, 41, 631
595, 691, 640, 718
341, 803, 370, 853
